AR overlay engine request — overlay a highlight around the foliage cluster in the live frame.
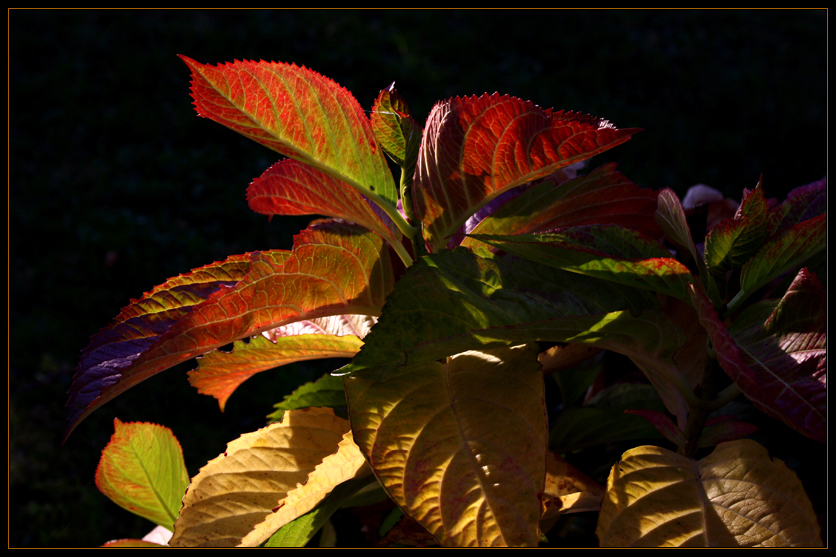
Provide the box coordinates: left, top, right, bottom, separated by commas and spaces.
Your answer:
68, 57, 825, 547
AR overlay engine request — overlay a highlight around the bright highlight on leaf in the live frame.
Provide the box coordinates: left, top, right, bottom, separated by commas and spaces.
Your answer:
169, 407, 349, 547
596, 440, 821, 547
95, 419, 189, 531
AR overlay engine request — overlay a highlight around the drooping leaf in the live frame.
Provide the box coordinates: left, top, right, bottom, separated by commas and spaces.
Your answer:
169, 407, 350, 547
704, 180, 770, 276
95, 419, 190, 531
246, 159, 408, 262
240, 430, 373, 547
179, 56, 399, 215
345, 344, 547, 547
596, 440, 821, 547
459, 163, 660, 249
690, 276, 825, 443
67, 221, 394, 440
727, 268, 826, 443
370, 82, 421, 173
470, 224, 695, 303
414, 94, 640, 250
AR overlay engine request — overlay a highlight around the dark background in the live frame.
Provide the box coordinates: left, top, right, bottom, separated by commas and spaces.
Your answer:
9, 10, 826, 547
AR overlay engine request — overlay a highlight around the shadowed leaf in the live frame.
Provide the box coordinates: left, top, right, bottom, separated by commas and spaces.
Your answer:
414, 94, 639, 250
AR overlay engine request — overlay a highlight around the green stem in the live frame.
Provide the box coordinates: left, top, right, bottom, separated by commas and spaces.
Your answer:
399, 164, 427, 259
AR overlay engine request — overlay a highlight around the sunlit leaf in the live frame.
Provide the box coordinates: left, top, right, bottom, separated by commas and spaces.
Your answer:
596, 440, 821, 547
67, 221, 393, 440
247, 159, 405, 259
414, 94, 639, 250
95, 419, 189, 531
704, 180, 770, 275
345, 344, 547, 547
371, 82, 421, 173
240, 431, 373, 547
169, 407, 349, 547
268, 374, 348, 421
179, 56, 398, 211
540, 451, 604, 533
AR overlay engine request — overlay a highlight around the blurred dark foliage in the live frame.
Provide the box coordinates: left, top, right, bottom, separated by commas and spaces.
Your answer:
9, 9, 825, 547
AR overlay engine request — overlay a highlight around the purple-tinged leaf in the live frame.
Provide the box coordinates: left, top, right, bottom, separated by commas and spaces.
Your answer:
770, 177, 826, 234
696, 415, 758, 450
414, 94, 640, 250
67, 222, 394, 440
690, 274, 825, 443
624, 409, 685, 450
459, 163, 660, 249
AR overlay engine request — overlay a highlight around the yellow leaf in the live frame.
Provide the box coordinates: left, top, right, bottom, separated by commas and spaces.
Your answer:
540, 451, 604, 532
169, 407, 349, 547
239, 430, 372, 546
596, 440, 821, 547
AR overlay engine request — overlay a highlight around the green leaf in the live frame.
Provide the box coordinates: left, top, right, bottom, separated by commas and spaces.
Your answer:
471, 224, 695, 303
345, 344, 546, 547
268, 373, 348, 421
95, 419, 190, 531
414, 94, 640, 250
704, 180, 770, 276
179, 56, 399, 214
370, 82, 421, 174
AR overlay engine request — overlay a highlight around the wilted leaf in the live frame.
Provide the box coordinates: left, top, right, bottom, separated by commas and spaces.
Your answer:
596, 440, 821, 547
95, 419, 190, 531
169, 407, 349, 547
240, 430, 373, 546
179, 56, 398, 212
414, 94, 639, 250
67, 222, 393, 440
345, 344, 547, 547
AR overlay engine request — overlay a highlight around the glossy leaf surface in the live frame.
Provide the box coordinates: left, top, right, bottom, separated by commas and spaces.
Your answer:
95, 419, 189, 531
414, 94, 639, 250
180, 56, 398, 211
345, 344, 546, 547
596, 441, 821, 547
67, 222, 394, 439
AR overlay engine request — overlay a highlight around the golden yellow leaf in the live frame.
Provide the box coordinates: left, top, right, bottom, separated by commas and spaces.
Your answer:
540, 451, 604, 532
169, 407, 349, 547
239, 430, 372, 547
596, 440, 821, 547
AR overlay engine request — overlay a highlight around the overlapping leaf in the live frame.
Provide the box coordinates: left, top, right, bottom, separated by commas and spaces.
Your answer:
95, 419, 190, 531
345, 344, 547, 547
704, 181, 770, 275
690, 275, 825, 443
169, 407, 350, 547
246, 159, 406, 261
189, 315, 374, 411
370, 83, 421, 173
180, 56, 398, 213
459, 163, 660, 249
596, 441, 821, 547
413, 94, 639, 250
470, 224, 694, 303
67, 221, 394, 439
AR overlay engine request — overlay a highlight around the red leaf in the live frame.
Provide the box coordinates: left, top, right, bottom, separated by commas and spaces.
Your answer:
414, 94, 640, 250
179, 56, 398, 210
66, 222, 394, 440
